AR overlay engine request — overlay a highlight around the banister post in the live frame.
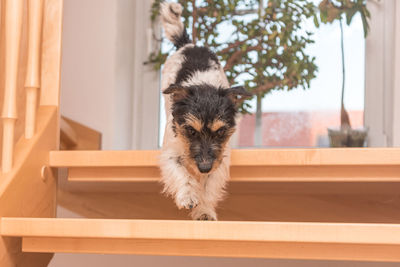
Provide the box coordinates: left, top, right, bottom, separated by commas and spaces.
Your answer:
25, 0, 45, 139
2, 0, 24, 173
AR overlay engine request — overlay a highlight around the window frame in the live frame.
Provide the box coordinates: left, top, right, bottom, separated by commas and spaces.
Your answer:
130, 0, 161, 150
364, 0, 400, 147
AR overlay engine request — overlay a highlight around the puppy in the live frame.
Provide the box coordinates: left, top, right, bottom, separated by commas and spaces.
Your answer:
159, 2, 251, 220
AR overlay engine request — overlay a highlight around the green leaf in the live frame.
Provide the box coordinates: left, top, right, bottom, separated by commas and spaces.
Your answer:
313, 14, 320, 28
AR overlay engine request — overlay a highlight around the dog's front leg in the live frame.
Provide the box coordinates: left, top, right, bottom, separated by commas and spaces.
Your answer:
160, 156, 201, 210
174, 171, 200, 210
191, 162, 229, 221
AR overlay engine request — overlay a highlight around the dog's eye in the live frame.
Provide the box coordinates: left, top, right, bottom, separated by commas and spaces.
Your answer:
216, 128, 226, 137
187, 127, 197, 137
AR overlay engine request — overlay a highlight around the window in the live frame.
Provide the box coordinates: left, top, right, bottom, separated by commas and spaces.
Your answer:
157, 1, 366, 148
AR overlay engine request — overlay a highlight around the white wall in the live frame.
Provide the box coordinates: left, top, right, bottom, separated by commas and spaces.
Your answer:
60, 0, 136, 150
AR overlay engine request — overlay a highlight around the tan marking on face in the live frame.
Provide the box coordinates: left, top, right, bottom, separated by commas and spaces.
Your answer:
174, 122, 202, 180
185, 114, 203, 132
208, 127, 235, 173
208, 119, 227, 132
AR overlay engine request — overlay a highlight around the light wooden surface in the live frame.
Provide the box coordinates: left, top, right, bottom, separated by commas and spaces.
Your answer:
1, 0, 24, 172
50, 148, 400, 167
0, 0, 62, 265
22, 237, 400, 262
2, 0, 23, 120
2, 119, 16, 172
0, 0, 29, 165
39, 0, 63, 107
0, 107, 58, 267
25, 0, 44, 139
3, 217, 400, 261
60, 116, 78, 147
60, 116, 102, 150
0, 0, 63, 166
56, 189, 400, 223
25, 0, 44, 89
66, 165, 400, 182
50, 149, 400, 182
3, 217, 400, 243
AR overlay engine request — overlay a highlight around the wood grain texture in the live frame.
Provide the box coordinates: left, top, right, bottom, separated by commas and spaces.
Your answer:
0, 107, 58, 267
66, 165, 400, 182
0, 0, 28, 167
25, 0, 45, 139
2, 217, 400, 245
60, 116, 101, 150
50, 148, 400, 167
25, 0, 44, 89
60, 116, 78, 147
2, 0, 24, 120
56, 189, 400, 223
1, 0, 24, 172
39, 0, 63, 107
21, 238, 400, 262
50, 149, 400, 182
0, 0, 61, 265
0, 0, 63, 163
3, 217, 400, 261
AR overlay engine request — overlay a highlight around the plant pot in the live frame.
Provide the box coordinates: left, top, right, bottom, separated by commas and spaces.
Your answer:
328, 127, 368, 147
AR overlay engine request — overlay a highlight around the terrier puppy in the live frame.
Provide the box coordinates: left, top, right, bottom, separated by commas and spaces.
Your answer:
159, 2, 252, 220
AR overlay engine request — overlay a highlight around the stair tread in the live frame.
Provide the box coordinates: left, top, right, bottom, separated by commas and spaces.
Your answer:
3, 218, 400, 261
50, 149, 400, 183
50, 148, 400, 167
2, 217, 400, 244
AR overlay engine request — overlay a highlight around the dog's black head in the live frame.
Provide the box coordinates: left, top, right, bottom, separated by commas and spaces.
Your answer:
164, 83, 252, 174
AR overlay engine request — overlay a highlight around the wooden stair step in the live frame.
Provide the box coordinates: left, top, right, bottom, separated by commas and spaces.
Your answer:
50, 148, 400, 182
2, 217, 400, 261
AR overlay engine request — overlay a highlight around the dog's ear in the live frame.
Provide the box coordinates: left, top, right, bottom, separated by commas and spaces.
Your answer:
163, 84, 188, 102
225, 86, 253, 105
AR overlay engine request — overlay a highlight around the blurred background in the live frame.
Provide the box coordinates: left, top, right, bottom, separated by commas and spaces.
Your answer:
55, 0, 400, 266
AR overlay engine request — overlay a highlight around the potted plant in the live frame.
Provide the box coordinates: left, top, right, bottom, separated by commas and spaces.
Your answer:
150, 0, 319, 146
318, 0, 370, 147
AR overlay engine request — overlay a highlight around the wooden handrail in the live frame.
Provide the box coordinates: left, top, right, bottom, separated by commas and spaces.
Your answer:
2, 0, 24, 173
25, 0, 45, 139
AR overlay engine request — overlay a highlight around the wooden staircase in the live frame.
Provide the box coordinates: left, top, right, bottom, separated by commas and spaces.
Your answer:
5, 147, 400, 263
2, 0, 400, 266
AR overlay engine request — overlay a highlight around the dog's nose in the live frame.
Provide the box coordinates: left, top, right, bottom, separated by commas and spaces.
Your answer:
197, 161, 213, 173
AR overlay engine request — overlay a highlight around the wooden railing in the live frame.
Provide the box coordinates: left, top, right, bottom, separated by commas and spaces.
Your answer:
25, 0, 44, 139
2, 0, 24, 173
1, 0, 61, 174
0, 1, 62, 265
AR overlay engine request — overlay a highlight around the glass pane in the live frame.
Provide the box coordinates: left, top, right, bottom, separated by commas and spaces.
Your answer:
237, 14, 365, 147
158, 1, 365, 148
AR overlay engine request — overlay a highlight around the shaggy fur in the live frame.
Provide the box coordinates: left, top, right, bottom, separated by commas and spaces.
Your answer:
159, 2, 251, 220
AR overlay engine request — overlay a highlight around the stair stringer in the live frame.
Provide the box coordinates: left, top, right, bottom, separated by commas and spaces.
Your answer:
0, 107, 58, 267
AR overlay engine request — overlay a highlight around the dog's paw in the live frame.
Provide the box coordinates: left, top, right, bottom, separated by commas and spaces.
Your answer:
175, 193, 199, 210
196, 213, 217, 221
